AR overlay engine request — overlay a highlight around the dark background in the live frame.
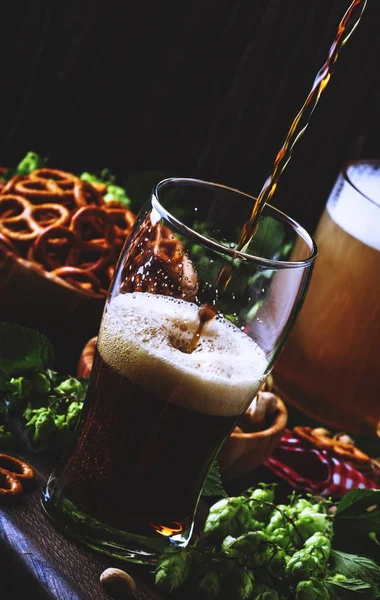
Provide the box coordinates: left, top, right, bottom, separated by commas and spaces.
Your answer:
0, 0, 379, 233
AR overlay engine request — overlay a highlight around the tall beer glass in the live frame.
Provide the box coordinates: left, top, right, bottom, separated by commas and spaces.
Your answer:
42, 178, 316, 564
275, 160, 380, 435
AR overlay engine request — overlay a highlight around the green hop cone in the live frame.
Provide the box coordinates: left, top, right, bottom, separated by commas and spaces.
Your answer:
266, 504, 292, 534
104, 184, 131, 206
197, 570, 222, 599
203, 496, 248, 542
25, 407, 55, 444
295, 578, 330, 599
285, 549, 323, 582
292, 506, 332, 546
303, 532, 331, 566
247, 484, 276, 523
155, 549, 193, 593
267, 526, 291, 550
66, 401, 83, 430
53, 414, 67, 431
56, 377, 84, 399
222, 531, 274, 569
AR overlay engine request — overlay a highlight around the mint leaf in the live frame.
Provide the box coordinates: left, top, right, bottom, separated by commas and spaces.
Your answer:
329, 550, 380, 591
326, 578, 375, 599
202, 461, 228, 498
334, 490, 380, 536
0, 323, 54, 375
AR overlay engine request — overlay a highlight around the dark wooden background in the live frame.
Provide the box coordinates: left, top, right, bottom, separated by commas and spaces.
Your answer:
0, 0, 379, 233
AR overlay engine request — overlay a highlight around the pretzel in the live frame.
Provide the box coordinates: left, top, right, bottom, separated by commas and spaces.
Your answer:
293, 426, 370, 465
0, 195, 69, 243
70, 206, 115, 248
29, 226, 81, 270
3, 169, 103, 211
105, 205, 135, 241
0, 454, 34, 482
52, 266, 103, 294
0, 165, 137, 296
0, 467, 23, 497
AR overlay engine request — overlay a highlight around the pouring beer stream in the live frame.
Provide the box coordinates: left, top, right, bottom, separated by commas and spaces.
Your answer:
214, 0, 369, 297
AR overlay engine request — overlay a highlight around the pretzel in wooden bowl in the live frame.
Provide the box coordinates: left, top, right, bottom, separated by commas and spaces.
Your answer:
0, 162, 137, 372
0, 168, 136, 297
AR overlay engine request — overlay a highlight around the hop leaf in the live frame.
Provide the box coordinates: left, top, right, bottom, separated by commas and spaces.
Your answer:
0, 323, 54, 375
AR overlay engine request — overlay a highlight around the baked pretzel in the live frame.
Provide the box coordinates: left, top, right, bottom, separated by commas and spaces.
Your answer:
0, 454, 34, 482
105, 205, 135, 241
0, 165, 137, 296
52, 266, 103, 294
0, 195, 69, 243
28, 226, 81, 270
3, 169, 103, 211
293, 425, 370, 465
0, 467, 23, 497
71, 206, 117, 273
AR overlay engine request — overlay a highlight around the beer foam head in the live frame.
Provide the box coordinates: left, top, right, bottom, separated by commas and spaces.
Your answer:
98, 293, 268, 416
327, 163, 380, 250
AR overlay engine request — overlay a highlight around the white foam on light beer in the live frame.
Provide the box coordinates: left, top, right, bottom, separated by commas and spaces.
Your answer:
327, 163, 380, 251
98, 293, 268, 417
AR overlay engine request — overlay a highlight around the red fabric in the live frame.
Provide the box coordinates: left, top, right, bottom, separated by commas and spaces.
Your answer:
264, 429, 380, 499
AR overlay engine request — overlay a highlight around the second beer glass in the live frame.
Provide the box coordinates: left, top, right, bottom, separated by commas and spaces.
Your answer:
42, 178, 316, 564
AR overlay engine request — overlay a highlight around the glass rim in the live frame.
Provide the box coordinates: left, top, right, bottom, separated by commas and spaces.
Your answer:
152, 178, 318, 270
343, 159, 380, 210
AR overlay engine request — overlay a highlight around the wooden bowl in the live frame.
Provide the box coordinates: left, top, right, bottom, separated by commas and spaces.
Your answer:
77, 337, 288, 481
217, 394, 288, 482
0, 247, 105, 374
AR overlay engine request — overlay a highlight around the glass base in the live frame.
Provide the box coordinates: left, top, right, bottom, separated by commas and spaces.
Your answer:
41, 475, 193, 566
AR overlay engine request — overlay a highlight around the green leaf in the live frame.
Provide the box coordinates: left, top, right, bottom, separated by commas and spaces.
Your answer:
14, 151, 47, 175
0, 323, 54, 375
334, 490, 380, 535
202, 460, 228, 498
325, 578, 375, 599
329, 550, 380, 590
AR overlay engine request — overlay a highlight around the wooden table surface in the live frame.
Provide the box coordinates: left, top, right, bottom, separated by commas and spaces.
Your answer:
0, 451, 284, 600
0, 452, 163, 600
